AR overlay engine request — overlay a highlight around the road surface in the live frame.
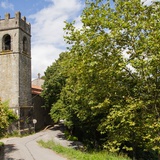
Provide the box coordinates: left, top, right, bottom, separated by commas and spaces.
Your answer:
0, 126, 70, 160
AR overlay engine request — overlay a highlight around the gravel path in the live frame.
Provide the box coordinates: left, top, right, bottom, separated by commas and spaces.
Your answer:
0, 125, 81, 160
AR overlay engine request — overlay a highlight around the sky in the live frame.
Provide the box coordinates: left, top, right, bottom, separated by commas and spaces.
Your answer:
0, 0, 155, 79
0, 0, 85, 79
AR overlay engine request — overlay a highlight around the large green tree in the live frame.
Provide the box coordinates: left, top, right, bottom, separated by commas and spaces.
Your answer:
42, 0, 160, 159
96, 0, 160, 157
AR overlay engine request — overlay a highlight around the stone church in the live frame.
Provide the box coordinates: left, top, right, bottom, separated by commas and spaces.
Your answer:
0, 12, 50, 132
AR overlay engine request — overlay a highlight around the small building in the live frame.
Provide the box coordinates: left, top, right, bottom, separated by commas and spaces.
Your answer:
32, 74, 52, 131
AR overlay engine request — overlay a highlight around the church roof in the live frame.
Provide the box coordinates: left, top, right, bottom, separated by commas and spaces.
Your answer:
32, 85, 42, 95
31, 73, 44, 95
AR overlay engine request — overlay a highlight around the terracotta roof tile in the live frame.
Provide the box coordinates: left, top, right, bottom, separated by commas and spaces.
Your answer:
31, 85, 43, 95
32, 85, 42, 90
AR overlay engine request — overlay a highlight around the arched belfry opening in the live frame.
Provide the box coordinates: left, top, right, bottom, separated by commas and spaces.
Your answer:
23, 36, 28, 53
3, 34, 11, 50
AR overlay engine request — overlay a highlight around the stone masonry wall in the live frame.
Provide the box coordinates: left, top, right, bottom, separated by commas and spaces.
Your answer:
0, 12, 31, 110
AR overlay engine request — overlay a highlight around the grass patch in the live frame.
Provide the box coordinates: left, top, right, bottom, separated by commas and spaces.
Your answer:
38, 140, 130, 160
0, 142, 4, 147
2, 130, 19, 138
0, 130, 35, 139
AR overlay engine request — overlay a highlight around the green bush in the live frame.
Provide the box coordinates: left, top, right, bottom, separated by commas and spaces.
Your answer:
0, 142, 4, 147
64, 130, 78, 141
0, 101, 18, 137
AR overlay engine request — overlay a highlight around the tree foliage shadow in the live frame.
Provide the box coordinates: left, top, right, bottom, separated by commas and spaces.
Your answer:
51, 124, 84, 150
0, 144, 24, 160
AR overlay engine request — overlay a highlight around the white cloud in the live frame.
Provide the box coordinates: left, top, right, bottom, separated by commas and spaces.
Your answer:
29, 0, 84, 78
141, 0, 152, 5
0, 1, 14, 10
32, 44, 63, 77
74, 16, 83, 29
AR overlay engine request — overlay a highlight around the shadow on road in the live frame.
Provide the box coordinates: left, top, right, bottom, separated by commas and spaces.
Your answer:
0, 144, 20, 160
50, 124, 84, 150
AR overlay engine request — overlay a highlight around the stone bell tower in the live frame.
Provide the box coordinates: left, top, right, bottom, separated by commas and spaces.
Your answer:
0, 12, 32, 130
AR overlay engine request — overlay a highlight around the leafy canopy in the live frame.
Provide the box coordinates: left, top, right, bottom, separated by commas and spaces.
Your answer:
42, 0, 160, 159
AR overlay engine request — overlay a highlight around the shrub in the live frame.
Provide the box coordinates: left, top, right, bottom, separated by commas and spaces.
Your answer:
0, 101, 18, 137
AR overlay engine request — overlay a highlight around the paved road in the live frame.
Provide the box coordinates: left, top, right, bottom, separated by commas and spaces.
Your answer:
0, 126, 70, 160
